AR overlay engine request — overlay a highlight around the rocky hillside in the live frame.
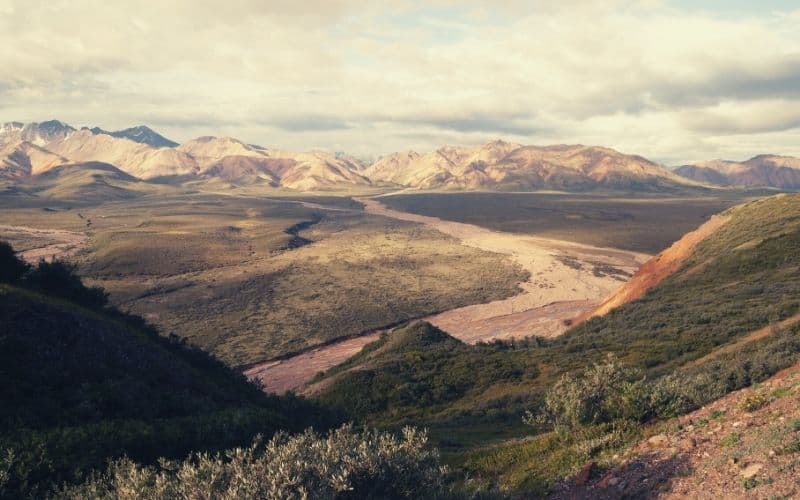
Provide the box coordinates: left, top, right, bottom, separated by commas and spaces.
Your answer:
675, 155, 800, 189
554, 355, 800, 499
365, 141, 695, 191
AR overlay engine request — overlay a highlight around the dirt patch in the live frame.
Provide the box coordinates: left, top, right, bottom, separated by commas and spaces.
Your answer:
0, 224, 88, 263
243, 332, 382, 394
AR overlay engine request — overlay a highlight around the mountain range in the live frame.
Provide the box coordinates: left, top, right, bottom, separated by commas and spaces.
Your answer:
675, 155, 800, 190
364, 141, 691, 191
2, 120, 799, 192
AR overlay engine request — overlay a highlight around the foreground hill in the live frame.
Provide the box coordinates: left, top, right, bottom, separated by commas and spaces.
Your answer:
556, 357, 800, 499
365, 141, 695, 191
312, 193, 800, 495
675, 154, 800, 189
0, 253, 332, 497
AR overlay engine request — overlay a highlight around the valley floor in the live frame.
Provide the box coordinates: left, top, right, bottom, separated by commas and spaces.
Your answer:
246, 196, 649, 393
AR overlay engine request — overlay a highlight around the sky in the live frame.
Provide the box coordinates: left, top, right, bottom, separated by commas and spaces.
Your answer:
2, 0, 800, 164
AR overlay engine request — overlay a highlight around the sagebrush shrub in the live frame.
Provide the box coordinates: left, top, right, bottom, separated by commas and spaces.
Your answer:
531, 354, 679, 432
56, 424, 447, 500
738, 391, 769, 412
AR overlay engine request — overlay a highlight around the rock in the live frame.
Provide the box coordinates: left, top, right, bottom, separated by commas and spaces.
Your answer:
575, 461, 595, 486
732, 421, 743, 428
648, 434, 670, 448
596, 474, 617, 489
740, 463, 763, 479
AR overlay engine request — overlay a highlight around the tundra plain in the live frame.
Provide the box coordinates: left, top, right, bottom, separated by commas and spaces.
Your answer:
0, 188, 754, 374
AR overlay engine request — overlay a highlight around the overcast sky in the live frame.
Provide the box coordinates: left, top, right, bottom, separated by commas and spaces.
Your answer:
2, 0, 800, 164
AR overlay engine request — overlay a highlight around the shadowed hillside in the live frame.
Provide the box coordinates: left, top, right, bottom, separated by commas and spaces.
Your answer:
0, 245, 334, 498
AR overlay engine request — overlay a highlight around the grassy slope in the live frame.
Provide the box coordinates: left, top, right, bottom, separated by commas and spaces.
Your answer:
314, 193, 800, 491
0, 284, 333, 497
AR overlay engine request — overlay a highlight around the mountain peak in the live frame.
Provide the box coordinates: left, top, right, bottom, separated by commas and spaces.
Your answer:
91, 124, 178, 148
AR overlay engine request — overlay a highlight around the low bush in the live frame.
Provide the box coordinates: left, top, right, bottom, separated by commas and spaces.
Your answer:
529, 354, 690, 433
23, 260, 108, 310
56, 425, 448, 500
738, 391, 769, 412
0, 242, 28, 284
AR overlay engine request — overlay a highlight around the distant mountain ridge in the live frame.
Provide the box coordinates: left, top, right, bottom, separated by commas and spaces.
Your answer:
365, 140, 694, 191
675, 154, 800, 189
0, 120, 371, 190
2, 119, 769, 193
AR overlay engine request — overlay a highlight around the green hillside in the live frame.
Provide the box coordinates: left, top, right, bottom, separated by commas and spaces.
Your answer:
0, 250, 334, 498
314, 193, 800, 494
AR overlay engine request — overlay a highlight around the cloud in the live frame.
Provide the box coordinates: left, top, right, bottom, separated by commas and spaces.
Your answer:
680, 100, 800, 134
2, 0, 800, 163
270, 116, 353, 132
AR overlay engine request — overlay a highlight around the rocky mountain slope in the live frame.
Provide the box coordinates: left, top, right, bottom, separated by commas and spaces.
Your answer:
365, 141, 695, 191
90, 125, 179, 148
675, 155, 800, 189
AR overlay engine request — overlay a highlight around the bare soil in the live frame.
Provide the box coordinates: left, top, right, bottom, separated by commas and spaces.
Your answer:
0, 224, 88, 263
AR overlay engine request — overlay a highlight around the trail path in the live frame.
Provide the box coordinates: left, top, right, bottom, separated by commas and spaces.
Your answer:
0, 225, 88, 263
245, 196, 649, 393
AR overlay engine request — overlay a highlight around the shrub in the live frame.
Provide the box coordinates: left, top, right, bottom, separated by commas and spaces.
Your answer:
738, 391, 769, 412
0, 241, 28, 284
23, 260, 108, 310
56, 425, 448, 500
530, 354, 687, 432
720, 432, 740, 448
0, 450, 10, 497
